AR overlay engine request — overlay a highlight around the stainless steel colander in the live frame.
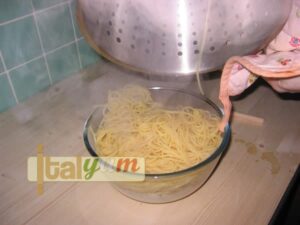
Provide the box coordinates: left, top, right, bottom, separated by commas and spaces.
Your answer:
77, 0, 292, 76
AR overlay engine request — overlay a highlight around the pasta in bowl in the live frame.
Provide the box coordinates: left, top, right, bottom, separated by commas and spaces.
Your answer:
83, 85, 230, 203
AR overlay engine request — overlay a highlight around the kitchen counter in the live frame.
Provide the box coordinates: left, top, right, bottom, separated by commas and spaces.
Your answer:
0, 60, 299, 225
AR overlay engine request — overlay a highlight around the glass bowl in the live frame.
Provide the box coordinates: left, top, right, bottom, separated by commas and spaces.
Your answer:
83, 87, 231, 203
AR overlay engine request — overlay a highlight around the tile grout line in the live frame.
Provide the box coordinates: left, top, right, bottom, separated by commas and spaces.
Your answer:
75, 38, 83, 70
68, 1, 83, 69
0, 13, 33, 26
7, 55, 44, 73
0, 52, 4, 76
34, 0, 70, 15
46, 40, 76, 55
0, 51, 19, 103
30, 0, 53, 85
5, 75, 19, 104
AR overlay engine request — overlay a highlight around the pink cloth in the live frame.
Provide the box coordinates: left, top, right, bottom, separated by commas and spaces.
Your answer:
219, 0, 300, 131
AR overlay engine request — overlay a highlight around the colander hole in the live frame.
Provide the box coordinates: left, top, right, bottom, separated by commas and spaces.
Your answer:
246, 3, 250, 9
177, 51, 183, 56
118, 28, 122, 33
221, 22, 225, 26
193, 41, 197, 45
178, 42, 182, 47
208, 28, 211, 32
225, 40, 230, 45
192, 32, 196, 36
210, 46, 215, 51
162, 52, 166, 56
121, 20, 125, 24
136, 16, 140, 21
178, 33, 182, 38
145, 49, 150, 54
162, 32, 166, 37
112, 12, 115, 17
191, 22, 195, 26
134, 25, 138, 30
161, 42, 165, 46
194, 49, 199, 54
235, 14, 239, 19
147, 40, 151, 44
108, 21, 112, 26
131, 44, 135, 49
132, 35, 136, 40
190, 12, 193, 17
177, 23, 181, 27
209, 37, 213, 42
116, 3, 119, 8
106, 30, 110, 36
116, 37, 121, 43
224, 31, 228, 36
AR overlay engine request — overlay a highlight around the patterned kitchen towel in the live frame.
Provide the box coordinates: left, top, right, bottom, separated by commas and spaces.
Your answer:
219, 0, 300, 132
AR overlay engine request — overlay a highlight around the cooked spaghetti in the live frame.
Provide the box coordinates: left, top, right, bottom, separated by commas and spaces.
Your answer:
94, 85, 221, 174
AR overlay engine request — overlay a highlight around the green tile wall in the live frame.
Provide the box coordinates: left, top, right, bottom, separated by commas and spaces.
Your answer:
36, 4, 74, 52
47, 43, 80, 83
0, 75, 17, 112
10, 58, 50, 102
0, 0, 32, 23
0, 0, 101, 112
78, 39, 99, 67
0, 16, 42, 69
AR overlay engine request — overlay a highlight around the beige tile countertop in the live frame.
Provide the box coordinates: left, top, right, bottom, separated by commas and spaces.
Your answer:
0, 60, 299, 225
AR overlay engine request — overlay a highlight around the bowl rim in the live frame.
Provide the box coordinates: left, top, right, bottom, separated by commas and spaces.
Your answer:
83, 86, 231, 178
